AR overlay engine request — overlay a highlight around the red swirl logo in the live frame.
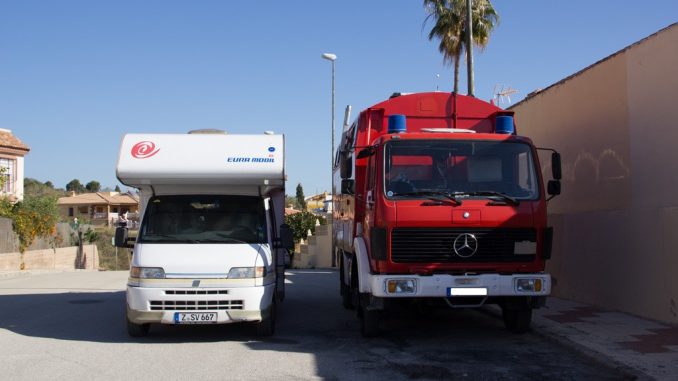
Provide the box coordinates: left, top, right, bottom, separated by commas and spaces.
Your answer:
131, 141, 160, 159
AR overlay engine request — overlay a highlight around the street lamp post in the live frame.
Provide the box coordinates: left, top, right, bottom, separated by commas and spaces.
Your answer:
321, 52, 337, 267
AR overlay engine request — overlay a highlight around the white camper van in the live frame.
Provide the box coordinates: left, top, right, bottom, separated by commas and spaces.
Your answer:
115, 131, 293, 337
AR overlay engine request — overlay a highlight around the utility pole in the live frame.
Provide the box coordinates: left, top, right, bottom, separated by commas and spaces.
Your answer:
466, 0, 475, 96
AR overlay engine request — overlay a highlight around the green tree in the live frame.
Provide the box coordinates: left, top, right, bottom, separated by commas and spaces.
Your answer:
0, 166, 7, 191
284, 211, 326, 242
85, 180, 101, 192
24, 178, 64, 199
9, 195, 60, 252
424, 0, 499, 93
114, 185, 121, 192
66, 179, 86, 194
285, 195, 301, 210
295, 183, 307, 210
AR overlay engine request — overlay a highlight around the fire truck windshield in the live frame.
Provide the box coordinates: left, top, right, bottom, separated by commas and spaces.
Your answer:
384, 140, 539, 201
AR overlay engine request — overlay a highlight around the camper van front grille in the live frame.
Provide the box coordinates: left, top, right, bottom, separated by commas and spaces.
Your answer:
149, 300, 244, 311
165, 290, 229, 295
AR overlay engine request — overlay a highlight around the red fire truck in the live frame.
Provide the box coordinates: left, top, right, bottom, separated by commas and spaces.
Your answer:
333, 92, 561, 336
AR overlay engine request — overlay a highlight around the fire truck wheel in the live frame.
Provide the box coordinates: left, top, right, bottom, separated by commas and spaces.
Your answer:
256, 297, 276, 337
360, 308, 380, 337
127, 319, 150, 337
350, 259, 360, 312
341, 257, 355, 310
502, 306, 532, 333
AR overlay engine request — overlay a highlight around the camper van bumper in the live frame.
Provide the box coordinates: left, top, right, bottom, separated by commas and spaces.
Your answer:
126, 283, 275, 324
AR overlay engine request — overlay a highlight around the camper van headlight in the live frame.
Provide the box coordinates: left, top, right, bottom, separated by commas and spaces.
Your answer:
228, 266, 266, 279
130, 267, 165, 279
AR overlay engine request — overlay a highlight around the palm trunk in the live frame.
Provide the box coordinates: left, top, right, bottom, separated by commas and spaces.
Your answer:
453, 54, 461, 94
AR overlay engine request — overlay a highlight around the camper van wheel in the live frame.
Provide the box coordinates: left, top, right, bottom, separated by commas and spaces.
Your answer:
502, 306, 533, 334
127, 319, 150, 337
256, 298, 276, 337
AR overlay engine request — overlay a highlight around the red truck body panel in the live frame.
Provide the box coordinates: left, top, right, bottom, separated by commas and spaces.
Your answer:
335, 92, 549, 276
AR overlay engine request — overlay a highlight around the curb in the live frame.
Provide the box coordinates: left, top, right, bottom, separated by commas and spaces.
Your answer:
0, 269, 93, 280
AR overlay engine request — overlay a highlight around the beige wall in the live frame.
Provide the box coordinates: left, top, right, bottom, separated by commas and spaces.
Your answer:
0, 245, 99, 271
512, 24, 678, 324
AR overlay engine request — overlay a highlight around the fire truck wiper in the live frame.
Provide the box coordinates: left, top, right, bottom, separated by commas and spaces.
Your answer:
455, 191, 520, 206
394, 191, 462, 205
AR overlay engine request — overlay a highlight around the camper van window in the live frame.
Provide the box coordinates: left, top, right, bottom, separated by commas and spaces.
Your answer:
138, 195, 267, 244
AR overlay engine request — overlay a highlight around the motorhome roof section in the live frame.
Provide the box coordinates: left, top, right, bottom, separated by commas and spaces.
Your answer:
116, 133, 285, 189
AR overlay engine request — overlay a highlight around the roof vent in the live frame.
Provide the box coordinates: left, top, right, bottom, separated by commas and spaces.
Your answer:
188, 129, 227, 135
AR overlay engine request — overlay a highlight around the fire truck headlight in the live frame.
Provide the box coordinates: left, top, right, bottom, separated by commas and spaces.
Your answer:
516, 278, 543, 292
386, 279, 417, 294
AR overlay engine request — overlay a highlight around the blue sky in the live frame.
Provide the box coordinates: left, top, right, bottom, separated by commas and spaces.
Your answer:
1, 1, 676, 195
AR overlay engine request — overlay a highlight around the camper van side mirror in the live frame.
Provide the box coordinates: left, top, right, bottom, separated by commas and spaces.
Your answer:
552, 152, 562, 180
114, 227, 130, 248
341, 179, 355, 195
278, 224, 294, 250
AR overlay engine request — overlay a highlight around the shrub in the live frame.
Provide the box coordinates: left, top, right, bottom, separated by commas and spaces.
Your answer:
284, 211, 326, 242
3, 196, 60, 253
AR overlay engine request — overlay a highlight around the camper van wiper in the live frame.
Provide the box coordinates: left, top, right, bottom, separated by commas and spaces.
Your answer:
188, 238, 248, 244
141, 234, 180, 242
394, 191, 461, 205
454, 191, 519, 206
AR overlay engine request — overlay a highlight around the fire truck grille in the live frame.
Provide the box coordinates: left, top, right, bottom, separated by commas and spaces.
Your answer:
391, 228, 537, 263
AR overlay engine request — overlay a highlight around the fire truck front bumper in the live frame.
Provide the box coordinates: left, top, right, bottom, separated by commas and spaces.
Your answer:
369, 273, 551, 298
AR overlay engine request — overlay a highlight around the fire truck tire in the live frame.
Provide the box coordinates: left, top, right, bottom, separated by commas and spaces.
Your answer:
350, 258, 360, 312
127, 319, 150, 337
340, 255, 355, 310
502, 306, 532, 333
360, 308, 380, 337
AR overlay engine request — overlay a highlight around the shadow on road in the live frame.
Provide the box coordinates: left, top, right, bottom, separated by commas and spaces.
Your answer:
0, 271, 626, 380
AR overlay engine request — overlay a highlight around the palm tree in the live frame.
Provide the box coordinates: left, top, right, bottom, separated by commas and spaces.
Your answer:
424, 0, 499, 94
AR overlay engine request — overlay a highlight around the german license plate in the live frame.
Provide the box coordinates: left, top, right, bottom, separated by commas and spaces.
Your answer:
174, 312, 217, 324
447, 287, 488, 296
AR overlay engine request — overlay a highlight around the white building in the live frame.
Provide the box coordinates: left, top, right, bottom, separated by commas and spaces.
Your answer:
0, 129, 30, 202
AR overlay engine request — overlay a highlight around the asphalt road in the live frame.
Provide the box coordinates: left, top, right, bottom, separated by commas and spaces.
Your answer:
0, 270, 626, 381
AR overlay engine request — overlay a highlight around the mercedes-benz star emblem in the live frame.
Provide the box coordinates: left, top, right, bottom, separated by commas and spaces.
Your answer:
453, 233, 478, 258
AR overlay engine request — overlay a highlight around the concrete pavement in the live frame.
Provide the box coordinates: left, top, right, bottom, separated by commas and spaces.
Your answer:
527, 297, 678, 381
1, 269, 676, 380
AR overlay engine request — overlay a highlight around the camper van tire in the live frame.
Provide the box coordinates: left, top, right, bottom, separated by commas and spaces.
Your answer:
127, 319, 150, 337
256, 297, 276, 336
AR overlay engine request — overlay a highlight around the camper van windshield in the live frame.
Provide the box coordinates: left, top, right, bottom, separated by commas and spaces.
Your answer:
138, 195, 268, 244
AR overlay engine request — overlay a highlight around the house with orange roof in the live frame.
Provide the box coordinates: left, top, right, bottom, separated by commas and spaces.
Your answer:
0, 129, 30, 202
57, 191, 139, 226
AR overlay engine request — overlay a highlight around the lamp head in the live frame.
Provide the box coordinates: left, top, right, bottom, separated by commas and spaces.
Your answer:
321, 53, 337, 61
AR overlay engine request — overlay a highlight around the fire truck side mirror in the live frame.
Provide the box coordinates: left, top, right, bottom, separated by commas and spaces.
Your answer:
339, 151, 352, 179
547, 180, 561, 198
341, 179, 355, 195
356, 146, 376, 159
551, 152, 562, 180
